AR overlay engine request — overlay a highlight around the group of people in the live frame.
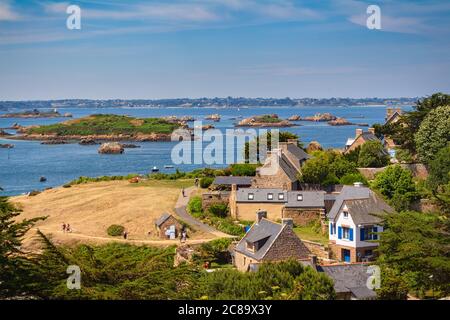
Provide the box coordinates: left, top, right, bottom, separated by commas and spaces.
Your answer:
180, 229, 187, 243
61, 222, 72, 233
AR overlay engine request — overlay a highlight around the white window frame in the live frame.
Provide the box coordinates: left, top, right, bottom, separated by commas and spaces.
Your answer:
278, 193, 284, 200
248, 193, 254, 200
297, 194, 303, 201
267, 193, 273, 200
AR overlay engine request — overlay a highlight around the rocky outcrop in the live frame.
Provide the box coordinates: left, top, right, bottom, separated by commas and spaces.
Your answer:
205, 114, 221, 121
0, 129, 11, 136
79, 138, 98, 145
236, 114, 294, 127
41, 140, 68, 145
287, 115, 302, 121
0, 109, 69, 118
195, 124, 215, 130
307, 141, 323, 153
0, 143, 14, 148
304, 113, 337, 122
121, 143, 140, 148
98, 142, 124, 154
328, 117, 353, 126
63, 113, 73, 117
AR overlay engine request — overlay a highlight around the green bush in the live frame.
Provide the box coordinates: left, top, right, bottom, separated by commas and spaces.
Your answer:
107, 224, 125, 237
208, 217, 244, 236
339, 173, 367, 185
229, 164, 258, 176
187, 196, 203, 218
357, 140, 390, 168
395, 148, 414, 163
200, 177, 214, 188
208, 203, 229, 218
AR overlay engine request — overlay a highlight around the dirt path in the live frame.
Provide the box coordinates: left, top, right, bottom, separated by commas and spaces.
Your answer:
35, 227, 214, 246
175, 186, 235, 238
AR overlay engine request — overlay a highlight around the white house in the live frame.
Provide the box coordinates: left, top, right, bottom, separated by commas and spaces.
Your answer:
328, 184, 394, 263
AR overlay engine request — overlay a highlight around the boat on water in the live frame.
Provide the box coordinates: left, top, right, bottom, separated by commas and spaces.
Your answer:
164, 165, 174, 169
151, 166, 159, 172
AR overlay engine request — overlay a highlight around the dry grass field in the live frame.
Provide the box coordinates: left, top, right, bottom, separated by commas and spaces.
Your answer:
12, 179, 215, 250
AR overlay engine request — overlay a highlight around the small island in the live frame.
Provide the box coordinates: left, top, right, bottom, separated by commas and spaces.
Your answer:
236, 114, 294, 127
0, 109, 72, 118
10, 114, 182, 142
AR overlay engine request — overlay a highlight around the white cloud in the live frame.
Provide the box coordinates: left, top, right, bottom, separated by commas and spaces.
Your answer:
0, 1, 20, 21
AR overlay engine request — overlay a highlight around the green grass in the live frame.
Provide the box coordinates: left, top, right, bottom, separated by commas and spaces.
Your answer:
256, 115, 282, 123
27, 114, 180, 136
133, 179, 194, 189
293, 225, 328, 246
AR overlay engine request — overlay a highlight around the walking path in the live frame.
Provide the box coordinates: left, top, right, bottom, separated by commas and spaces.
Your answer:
175, 186, 235, 238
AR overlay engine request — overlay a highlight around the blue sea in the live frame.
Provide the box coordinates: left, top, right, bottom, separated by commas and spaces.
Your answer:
0, 105, 410, 196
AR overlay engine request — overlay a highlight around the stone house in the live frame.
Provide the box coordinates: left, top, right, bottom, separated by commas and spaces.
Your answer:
155, 213, 183, 240
328, 184, 394, 263
344, 128, 383, 154
229, 186, 326, 226
233, 211, 310, 272
251, 139, 310, 190
385, 107, 403, 125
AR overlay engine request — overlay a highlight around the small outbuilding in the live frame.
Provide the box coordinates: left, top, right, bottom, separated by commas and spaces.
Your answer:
155, 213, 183, 240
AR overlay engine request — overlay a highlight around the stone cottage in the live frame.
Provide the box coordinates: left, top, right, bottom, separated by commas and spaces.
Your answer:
233, 210, 310, 272
155, 213, 183, 240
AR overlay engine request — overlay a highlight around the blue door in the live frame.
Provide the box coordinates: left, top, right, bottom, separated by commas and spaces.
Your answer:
342, 249, 351, 262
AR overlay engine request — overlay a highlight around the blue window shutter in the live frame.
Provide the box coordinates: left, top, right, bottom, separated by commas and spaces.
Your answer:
349, 228, 354, 241
372, 226, 378, 240
360, 228, 365, 241
338, 226, 342, 239
329, 223, 333, 235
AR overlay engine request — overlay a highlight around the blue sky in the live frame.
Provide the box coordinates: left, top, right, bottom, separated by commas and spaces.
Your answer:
0, 0, 450, 100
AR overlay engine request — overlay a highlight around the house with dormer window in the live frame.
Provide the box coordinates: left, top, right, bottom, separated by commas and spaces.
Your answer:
328, 184, 394, 263
233, 210, 310, 272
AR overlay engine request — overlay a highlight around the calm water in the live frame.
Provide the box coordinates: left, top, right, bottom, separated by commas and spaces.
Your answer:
0, 105, 410, 196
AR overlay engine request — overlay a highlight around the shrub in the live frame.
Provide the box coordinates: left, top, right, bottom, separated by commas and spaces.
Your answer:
208, 203, 229, 218
339, 173, 367, 186
229, 164, 258, 176
415, 105, 450, 164
395, 148, 414, 163
357, 141, 390, 168
107, 224, 125, 237
200, 177, 214, 188
187, 196, 203, 218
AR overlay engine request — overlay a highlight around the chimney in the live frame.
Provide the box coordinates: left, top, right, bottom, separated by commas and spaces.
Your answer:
353, 182, 364, 188
309, 255, 317, 267
386, 107, 393, 119
368, 127, 375, 135
395, 107, 402, 114
256, 210, 267, 223
281, 218, 294, 229
355, 128, 363, 138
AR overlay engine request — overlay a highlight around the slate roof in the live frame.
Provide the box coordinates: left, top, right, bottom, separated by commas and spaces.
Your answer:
279, 153, 300, 182
344, 194, 394, 225
235, 218, 284, 260
236, 188, 325, 208
155, 213, 171, 227
328, 186, 394, 224
236, 188, 287, 203
285, 191, 325, 208
385, 110, 402, 124
286, 144, 310, 162
213, 176, 253, 186
318, 264, 377, 299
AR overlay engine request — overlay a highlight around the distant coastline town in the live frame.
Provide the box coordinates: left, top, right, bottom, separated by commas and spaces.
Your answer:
0, 97, 419, 110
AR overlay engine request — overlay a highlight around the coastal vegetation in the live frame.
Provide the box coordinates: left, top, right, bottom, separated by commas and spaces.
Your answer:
107, 224, 125, 237
299, 150, 367, 186
24, 114, 180, 137
376, 211, 450, 299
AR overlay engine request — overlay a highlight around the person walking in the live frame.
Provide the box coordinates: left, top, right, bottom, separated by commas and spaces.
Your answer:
62, 223, 66, 233
123, 230, 128, 240
181, 188, 185, 197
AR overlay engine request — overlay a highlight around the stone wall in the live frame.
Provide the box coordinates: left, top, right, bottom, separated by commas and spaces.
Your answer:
302, 240, 330, 259
411, 199, 440, 213
157, 215, 183, 239
283, 207, 324, 226
263, 227, 311, 261
252, 168, 295, 190
202, 192, 230, 212
358, 163, 429, 180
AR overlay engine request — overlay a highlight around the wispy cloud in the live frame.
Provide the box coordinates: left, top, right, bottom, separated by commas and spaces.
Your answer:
0, 1, 20, 21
